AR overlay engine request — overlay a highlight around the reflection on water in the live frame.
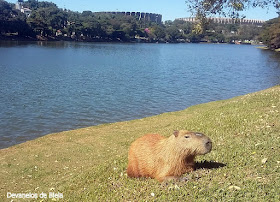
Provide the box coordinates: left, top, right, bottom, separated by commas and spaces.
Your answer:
0, 41, 280, 149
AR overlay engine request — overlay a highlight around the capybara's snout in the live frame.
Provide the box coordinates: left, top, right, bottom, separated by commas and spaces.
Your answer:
203, 137, 212, 153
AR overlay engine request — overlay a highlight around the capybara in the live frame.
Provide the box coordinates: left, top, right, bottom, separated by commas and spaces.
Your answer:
127, 130, 212, 182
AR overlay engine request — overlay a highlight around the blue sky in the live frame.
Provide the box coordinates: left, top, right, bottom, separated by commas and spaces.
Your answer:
8, 0, 279, 21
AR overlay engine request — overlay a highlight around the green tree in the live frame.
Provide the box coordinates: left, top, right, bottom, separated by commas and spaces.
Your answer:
259, 17, 280, 49
23, 0, 57, 10
186, 32, 203, 43
27, 6, 66, 36
205, 32, 225, 43
165, 26, 181, 42
0, 0, 33, 36
152, 25, 166, 40
238, 24, 261, 40
185, 0, 280, 45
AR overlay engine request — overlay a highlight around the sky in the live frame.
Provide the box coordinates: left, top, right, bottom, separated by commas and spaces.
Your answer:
7, 0, 279, 21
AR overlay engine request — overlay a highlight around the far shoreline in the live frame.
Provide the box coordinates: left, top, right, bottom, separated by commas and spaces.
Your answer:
256, 45, 280, 52
0, 35, 263, 46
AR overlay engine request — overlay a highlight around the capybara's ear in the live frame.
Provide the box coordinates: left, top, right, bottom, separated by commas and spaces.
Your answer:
173, 130, 179, 137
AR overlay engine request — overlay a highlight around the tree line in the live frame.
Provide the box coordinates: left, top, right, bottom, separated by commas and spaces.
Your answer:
259, 17, 280, 50
0, 0, 277, 47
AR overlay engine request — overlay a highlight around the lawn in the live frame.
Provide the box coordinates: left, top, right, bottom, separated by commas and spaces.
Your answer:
0, 86, 279, 201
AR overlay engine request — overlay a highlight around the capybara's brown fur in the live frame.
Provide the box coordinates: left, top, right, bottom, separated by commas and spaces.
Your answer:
127, 130, 212, 182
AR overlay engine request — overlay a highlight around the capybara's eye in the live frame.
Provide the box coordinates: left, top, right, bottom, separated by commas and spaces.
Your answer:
185, 136, 190, 138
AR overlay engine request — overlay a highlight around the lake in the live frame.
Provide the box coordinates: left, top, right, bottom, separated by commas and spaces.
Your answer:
0, 41, 280, 149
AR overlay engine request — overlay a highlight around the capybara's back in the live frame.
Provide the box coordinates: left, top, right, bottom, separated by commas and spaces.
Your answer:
127, 134, 164, 179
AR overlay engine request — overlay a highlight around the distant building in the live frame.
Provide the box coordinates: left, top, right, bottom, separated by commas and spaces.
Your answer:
176, 17, 265, 26
15, 0, 23, 10
15, 0, 32, 17
95, 12, 162, 24
21, 8, 32, 17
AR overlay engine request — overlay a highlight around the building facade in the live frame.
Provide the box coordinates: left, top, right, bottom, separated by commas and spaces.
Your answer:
95, 12, 162, 24
176, 17, 265, 26
15, 0, 32, 17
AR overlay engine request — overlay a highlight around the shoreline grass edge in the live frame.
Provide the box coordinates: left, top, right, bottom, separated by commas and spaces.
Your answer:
0, 86, 279, 201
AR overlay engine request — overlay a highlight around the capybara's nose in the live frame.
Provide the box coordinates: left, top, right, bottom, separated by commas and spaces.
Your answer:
205, 140, 212, 151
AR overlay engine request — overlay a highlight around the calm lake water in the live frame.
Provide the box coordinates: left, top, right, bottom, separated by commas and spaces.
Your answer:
0, 41, 280, 149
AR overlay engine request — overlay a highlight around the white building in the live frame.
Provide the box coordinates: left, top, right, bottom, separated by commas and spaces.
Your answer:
15, 0, 32, 17
21, 8, 32, 17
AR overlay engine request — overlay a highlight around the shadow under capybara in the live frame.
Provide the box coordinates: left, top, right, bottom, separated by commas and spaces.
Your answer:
127, 130, 212, 182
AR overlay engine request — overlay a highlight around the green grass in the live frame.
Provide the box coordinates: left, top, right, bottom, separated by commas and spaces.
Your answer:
1, 86, 280, 201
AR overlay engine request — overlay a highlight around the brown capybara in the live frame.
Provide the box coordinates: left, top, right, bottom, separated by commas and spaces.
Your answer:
127, 130, 212, 182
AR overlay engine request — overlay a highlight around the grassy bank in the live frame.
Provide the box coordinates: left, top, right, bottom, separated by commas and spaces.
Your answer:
1, 86, 279, 201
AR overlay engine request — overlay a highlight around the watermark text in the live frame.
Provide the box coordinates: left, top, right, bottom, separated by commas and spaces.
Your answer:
7, 192, 63, 199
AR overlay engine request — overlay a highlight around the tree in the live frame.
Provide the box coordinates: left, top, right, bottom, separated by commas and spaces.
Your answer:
23, 0, 57, 10
27, 6, 66, 36
238, 25, 261, 40
165, 26, 181, 42
185, 0, 280, 40
186, 0, 280, 19
186, 32, 203, 42
0, 0, 33, 36
259, 17, 280, 49
152, 25, 166, 40
205, 32, 225, 43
